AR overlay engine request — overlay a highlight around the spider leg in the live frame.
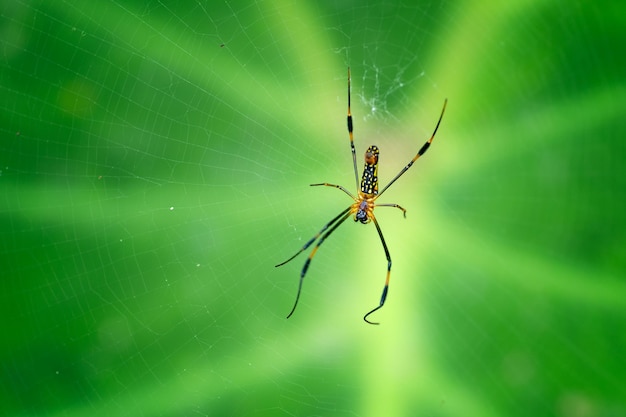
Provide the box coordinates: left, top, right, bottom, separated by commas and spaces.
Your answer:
347, 67, 359, 192
276, 206, 351, 267
378, 98, 447, 197
363, 215, 392, 325
375, 203, 407, 218
286, 208, 354, 319
310, 182, 356, 199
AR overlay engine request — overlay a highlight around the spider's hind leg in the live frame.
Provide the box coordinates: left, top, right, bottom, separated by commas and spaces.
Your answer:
363, 215, 391, 325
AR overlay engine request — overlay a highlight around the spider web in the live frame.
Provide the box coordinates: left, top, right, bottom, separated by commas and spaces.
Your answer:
2, 1, 625, 416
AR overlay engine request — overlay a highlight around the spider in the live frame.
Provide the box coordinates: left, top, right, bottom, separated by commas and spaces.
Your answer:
276, 68, 447, 324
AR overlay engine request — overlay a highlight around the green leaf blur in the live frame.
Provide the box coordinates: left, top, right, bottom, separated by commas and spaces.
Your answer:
1, 1, 624, 416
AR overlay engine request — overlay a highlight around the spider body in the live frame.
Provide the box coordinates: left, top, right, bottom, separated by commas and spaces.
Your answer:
276, 68, 447, 324
354, 145, 379, 223
354, 191, 375, 224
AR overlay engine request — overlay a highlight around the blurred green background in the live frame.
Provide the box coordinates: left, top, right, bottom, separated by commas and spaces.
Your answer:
1, 1, 625, 416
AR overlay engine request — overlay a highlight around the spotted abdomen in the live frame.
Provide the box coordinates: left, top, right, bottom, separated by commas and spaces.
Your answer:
360, 145, 379, 195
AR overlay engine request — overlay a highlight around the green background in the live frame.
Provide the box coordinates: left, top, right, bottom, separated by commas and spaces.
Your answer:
2, 1, 625, 416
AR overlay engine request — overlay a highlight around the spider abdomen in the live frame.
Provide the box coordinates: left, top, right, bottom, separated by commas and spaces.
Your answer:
360, 145, 379, 195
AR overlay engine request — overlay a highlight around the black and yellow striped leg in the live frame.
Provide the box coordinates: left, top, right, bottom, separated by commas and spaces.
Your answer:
363, 216, 392, 325
347, 67, 359, 193
375, 203, 407, 218
377, 98, 448, 197
281, 207, 353, 319
276, 206, 352, 268
310, 182, 356, 200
